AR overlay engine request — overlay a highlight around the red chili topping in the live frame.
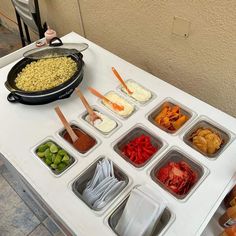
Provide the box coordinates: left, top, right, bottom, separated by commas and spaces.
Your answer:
63, 127, 96, 153
156, 161, 198, 195
121, 134, 157, 165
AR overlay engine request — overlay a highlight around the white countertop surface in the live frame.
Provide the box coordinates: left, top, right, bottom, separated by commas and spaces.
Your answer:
0, 32, 236, 236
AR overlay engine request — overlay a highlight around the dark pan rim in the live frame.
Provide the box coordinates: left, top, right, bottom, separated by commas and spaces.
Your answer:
6, 54, 84, 96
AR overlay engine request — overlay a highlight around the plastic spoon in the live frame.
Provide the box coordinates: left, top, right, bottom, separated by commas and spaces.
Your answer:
93, 178, 119, 208
94, 181, 125, 209
54, 106, 79, 147
112, 67, 133, 95
87, 87, 124, 111
75, 88, 102, 124
85, 177, 114, 205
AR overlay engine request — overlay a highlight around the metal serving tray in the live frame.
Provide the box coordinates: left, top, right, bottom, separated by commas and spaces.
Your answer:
117, 79, 156, 106
183, 117, 233, 159
113, 124, 167, 169
79, 105, 121, 138
99, 91, 137, 120
108, 196, 174, 236
57, 121, 101, 157
72, 157, 129, 211
32, 137, 77, 177
150, 148, 209, 201
147, 97, 196, 135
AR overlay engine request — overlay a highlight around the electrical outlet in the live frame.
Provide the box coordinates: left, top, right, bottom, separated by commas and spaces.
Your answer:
172, 16, 191, 38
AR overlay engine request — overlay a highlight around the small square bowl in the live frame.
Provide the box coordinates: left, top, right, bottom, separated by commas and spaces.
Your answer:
183, 118, 232, 159
79, 105, 121, 137
72, 157, 129, 211
117, 79, 156, 106
150, 148, 207, 201
147, 98, 195, 135
32, 137, 76, 177
100, 91, 137, 119
108, 196, 174, 236
113, 125, 165, 168
58, 122, 99, 156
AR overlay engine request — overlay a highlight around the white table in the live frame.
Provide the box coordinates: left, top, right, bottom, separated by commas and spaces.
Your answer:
0, 32, 236, 236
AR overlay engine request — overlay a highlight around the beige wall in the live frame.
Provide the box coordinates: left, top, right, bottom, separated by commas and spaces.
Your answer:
0, 0, 235, 117
0, 0, 84, 38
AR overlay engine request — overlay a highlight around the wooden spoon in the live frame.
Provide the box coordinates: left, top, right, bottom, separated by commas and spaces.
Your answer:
54, 106, 79, 144
87, 87, 124, 111
112, 67, 133, 95
75, 88, 102, 124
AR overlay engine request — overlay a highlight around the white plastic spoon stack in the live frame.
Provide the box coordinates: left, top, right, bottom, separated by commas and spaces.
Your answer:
82, 159, 125, 209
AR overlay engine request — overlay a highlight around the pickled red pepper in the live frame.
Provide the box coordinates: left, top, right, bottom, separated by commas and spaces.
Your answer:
122, 134, 157, 165
156, 161, 197, 195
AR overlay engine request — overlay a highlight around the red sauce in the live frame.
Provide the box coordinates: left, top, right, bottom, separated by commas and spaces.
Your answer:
63, 126, 96, 153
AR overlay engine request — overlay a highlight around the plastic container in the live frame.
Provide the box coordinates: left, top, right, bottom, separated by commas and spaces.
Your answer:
44, 26, 57, 44
72, 157, 129, 211
220, 225, 236, 236
113, 125, 165, 168
32, 137, 76, 177
150, 148, 208, 201
219, 206, 236, 228
224, 186, 236, 208
183, 117, 232, 159
147, 98, 195, 135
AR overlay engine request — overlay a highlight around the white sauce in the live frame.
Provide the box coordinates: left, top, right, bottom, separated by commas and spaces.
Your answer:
122, 81, 152, 102
103, 91, 134, 117
85, 111, 117, 133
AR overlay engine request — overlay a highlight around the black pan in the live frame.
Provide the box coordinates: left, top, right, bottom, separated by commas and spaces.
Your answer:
5, 52, 84, 105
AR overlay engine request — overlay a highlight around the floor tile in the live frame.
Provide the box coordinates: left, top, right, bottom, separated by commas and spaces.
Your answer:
0, 174, 40, 236
29, 224, 52, 236
43, 217, 64, 236
1, 165, 47, 222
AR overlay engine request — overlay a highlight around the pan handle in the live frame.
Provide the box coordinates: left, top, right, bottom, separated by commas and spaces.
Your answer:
73, 52, 83, 60
49, 37, 63, 47
7, 93, 21, 103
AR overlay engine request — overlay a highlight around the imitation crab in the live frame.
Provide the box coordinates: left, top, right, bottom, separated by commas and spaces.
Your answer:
156, 161, 198, 195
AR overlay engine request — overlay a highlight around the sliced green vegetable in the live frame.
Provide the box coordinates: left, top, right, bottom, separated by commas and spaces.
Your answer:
58, 149, 67, 156
45, 158, 52, 165
46, 141, 54, 147
45, 149, 53, 159
57, 162, 66, 171
54, 154, 62, 165
36, 140, 72, 173
36, 151, 45, 158
51, 154, 56, 163
50, 144, 58, 153
37, 144, 48, 152
50, 163, 57, 169
62, 154, 70, 162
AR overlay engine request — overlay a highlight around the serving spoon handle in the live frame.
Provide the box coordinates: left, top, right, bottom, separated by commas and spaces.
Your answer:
54, 106, 78, 143
75, 88, 101, 124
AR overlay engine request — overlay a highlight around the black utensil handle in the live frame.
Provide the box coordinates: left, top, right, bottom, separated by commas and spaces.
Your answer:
49, 37, 63, 47
7, 93, 21, 103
